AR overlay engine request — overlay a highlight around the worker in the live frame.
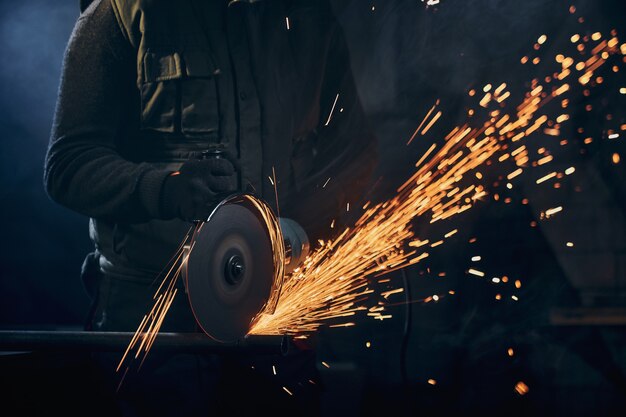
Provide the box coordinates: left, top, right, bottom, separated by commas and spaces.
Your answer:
44, 0, 377, 416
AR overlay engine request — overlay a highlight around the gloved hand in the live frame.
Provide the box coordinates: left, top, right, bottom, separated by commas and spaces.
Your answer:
279, 217, 310, 273
160, 157, 237, 221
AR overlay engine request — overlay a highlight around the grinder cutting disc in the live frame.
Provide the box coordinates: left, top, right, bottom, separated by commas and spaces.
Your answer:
185, 196, 276, 343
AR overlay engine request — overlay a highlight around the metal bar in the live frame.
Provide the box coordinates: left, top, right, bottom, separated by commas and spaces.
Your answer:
0, 331, 290, 356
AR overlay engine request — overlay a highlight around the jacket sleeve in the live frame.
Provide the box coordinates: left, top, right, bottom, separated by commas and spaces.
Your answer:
44, 0, 170, 223
284, 17, 378, 241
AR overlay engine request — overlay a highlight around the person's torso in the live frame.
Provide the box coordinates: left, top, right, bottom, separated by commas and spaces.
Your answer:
95, 0, 337, 280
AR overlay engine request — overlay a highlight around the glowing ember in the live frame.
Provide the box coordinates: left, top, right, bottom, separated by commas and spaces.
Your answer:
612, 153, 620, 164
468, 269, 486, 278
324, 93, 340, 126
544, 206, 563, 218
407, 100, 440, 145
515, 381, 530, 395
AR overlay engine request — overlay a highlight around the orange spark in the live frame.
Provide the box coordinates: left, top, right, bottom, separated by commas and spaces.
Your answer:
421, 111, 443, 136
324, 93, 340, 126
515, 381, 529, 395
407, 100, 439, 145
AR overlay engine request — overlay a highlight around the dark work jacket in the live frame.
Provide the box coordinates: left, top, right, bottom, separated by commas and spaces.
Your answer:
46, 0, 377, 283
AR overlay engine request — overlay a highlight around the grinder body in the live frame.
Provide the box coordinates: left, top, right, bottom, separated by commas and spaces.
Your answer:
183, 193, 309, 342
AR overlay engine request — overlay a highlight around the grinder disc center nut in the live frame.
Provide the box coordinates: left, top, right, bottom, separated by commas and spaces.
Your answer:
225, 255, 245, 285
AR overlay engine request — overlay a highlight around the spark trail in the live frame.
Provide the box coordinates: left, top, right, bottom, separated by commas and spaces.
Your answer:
116, 225, 196, 375
121, 10, 624, 368
116, 194, 286, 373
249, 31, 623, 335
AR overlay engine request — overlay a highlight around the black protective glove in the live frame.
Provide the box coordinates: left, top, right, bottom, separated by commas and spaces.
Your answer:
160, 157, 237, 221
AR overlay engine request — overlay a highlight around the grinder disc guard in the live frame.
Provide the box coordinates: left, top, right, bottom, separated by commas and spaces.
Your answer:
185, 195, 281, 342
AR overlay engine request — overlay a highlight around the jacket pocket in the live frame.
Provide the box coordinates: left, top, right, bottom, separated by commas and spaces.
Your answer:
140, 50, 182, 132
140, 49, 219, 135
180, 49, 219, 135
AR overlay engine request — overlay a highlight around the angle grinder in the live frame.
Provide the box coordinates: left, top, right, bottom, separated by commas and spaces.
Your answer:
183, 193, 309, 343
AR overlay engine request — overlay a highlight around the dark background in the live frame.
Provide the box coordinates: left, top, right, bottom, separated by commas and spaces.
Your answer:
1, 0, 625, 416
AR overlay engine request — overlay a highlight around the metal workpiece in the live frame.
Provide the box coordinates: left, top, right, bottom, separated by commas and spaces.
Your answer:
0, 331, 291, 356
